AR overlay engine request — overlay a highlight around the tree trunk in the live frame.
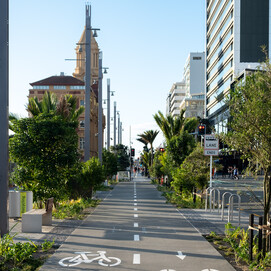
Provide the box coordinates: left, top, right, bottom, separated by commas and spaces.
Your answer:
263, 167, 271, 253
150, 144, 153, 166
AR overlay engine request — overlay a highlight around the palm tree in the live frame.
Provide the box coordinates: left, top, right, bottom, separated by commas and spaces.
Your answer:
137, 130, 159, 165
154, 109, 198, 142
27, 91, 57, 117
56, 95, 84, 121
27, 91, 84, 121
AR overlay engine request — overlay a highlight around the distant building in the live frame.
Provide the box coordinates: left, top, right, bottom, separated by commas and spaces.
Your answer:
166, 82, 186, 118
183, 52, 205, 97
180, 52, 205, 118
206, 0, 269, 133
28, 28, 104, 159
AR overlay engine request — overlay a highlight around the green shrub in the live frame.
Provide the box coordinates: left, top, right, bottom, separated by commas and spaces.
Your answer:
0, 229, 54, 271
52, 198, 100, 220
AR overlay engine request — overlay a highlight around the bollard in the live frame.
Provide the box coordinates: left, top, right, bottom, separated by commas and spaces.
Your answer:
221, 192, 232, 221
228, 194, 241, 225
205, 187, 212, 212
210, 188, 220, 213
249, 214, 254, 261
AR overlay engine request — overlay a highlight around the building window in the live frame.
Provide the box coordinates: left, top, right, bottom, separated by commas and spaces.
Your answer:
54, 86, 66, 89
79, 120, 85, 128
33, 85, 49, 89
80, 100, 85, 106
79, 137, 84, 150
70, 86, 85, 90
193, 57, 202, 60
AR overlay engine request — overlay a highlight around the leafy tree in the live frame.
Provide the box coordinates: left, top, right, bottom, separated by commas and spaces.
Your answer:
102, 148, 118, 180
9, 113, 80, 202
171, 145, 210, 197
223, 59, 271, 251
167, 131, 196, 167
137, 130, 159, 165
149, 149, 164, 181
79, 157, 105, 199
111, 144, 130, 171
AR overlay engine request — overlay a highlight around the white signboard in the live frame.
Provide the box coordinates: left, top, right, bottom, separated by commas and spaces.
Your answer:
204, 150, 219, 156
204, 134, 219, 156
204, 134, 219, 150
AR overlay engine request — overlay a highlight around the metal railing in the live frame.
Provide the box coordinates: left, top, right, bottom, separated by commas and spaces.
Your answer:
205, 188, 242, 225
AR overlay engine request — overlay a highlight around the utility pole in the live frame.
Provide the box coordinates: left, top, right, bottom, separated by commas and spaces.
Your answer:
84, 4, 91, 162
107, 79, 110, 150
98, 51, 103, 163
0, 0, 9, 236
113, 102, 116, 146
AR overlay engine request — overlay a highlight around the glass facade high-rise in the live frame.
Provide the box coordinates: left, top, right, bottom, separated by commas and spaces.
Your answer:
206, 0, 270, 133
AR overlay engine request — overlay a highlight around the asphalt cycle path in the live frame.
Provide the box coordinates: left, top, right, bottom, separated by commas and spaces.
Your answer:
40, 176, 235, 271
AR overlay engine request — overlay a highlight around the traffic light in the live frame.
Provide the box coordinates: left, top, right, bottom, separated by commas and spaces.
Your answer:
131, 148, 135, 156
159, 148, 165, 152
198, 124, 206, 135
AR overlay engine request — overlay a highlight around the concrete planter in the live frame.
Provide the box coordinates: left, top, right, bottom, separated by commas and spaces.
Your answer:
9, 190, 33, 218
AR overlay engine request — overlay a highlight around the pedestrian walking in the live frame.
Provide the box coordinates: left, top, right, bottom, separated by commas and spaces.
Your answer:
228, 166, 233, 179
233, 166, 239, 180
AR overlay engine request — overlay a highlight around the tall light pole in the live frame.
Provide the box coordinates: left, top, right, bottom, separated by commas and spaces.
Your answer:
120, 122, 123, 144
107, 79, 110, 150
98, 51, 108, 164
84, 5, 91, 162
113, 101, 116, 147
98, 51, 103, 163
0, 0, 9, 236
84, 4, 100, 161
117, 111, 120, 144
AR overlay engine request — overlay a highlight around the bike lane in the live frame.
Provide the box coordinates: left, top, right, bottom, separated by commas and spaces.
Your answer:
40, 176, 235, 271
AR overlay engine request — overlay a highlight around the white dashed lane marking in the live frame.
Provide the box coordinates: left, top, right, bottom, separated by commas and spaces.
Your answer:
133, 254, 140, 264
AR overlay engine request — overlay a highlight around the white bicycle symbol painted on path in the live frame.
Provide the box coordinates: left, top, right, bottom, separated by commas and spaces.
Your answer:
59, 251, 121, 267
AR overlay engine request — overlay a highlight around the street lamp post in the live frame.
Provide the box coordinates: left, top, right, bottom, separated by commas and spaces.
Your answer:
84, 5, 91, 162
113, 102, 116, 147
98, 51, 108, 164
117, 112, 120, 144
107, 79, 110, 150
98, 51, 103, 163
0, 0, 9, 236
106, 79, 115, 150
120, 122, 122, 145
84, 4, 100, 161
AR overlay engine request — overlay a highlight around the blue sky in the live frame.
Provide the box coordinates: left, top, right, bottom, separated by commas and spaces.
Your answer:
9, 0, 205, 155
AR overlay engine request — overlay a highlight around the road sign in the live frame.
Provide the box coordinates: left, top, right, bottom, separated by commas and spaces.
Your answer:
204, 149, 219, 156
204, 134, 219, 150
204, 134, 219, 156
